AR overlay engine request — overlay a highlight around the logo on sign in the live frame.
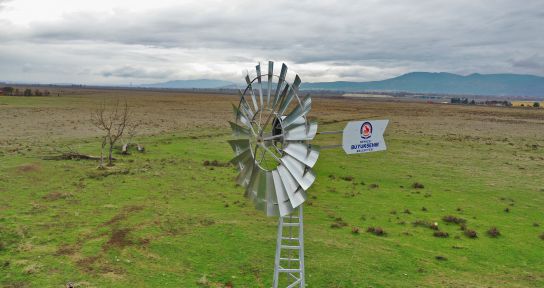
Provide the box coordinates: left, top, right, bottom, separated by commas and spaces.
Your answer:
360, 122, 372, 139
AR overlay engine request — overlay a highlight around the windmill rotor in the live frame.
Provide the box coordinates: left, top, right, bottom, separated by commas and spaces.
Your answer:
229, 61, 319, 217
228, 62, 389, 287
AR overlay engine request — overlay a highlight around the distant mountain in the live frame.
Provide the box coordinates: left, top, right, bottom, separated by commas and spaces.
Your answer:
139, 72, 544, 97
302, 72, 544, 97
142, 79, 235, 89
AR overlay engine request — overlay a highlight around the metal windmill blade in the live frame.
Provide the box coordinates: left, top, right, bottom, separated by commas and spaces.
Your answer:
229, 61, 319, 217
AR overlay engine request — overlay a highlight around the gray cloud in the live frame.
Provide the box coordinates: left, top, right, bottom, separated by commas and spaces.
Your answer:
512, 55, 544, 71
0, 0, 543, 84
0, 0, 10, 10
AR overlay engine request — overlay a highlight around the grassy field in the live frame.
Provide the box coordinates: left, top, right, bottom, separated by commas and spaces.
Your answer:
0, 90, 543, 287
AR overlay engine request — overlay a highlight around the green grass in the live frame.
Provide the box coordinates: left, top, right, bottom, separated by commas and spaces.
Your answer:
1, 124, 543, 287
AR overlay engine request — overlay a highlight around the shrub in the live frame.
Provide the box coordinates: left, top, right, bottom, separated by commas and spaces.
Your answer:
464, 229, 478, 238
203, 160, 229, 167
412, 220, 439, 230
331, 217, 348, 228
2, 86, 14, 95
366, 226, 386, 236
412, 182, 425, 189
340, 175, 353, 181
433, 231, 449, 238
486, 227, 501, 238
442, 215, 466, 224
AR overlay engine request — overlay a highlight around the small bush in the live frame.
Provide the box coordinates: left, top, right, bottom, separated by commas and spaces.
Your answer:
412, 220, 439, 230
435, 255, 447, 261
412, 182, 425, 189
369, 183, 379, 189
433, 231, 449, 238
486, 227, 501, 238
539, 233, 544, 240
340, 175, 353, 181
412, 219, 427, 227
464, 229, 478, 238
331, 217, 348, 228
504, 207, 510, 213
442, 215, 466, 225
366, 226, 386, 236
203, 160, 229, 167
351, 227, 360, 234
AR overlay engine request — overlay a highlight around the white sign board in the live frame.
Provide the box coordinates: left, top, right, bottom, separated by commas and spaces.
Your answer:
342, 120, 388, 154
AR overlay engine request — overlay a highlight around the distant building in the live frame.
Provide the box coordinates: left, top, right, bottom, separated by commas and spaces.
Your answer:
450, 97, 469, 104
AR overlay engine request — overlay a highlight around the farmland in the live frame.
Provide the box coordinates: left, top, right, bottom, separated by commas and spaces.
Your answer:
0, 89, 543, 287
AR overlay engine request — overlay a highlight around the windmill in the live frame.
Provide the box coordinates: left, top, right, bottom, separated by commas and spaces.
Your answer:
229, 61, 388, 287
229, 61, 315, 287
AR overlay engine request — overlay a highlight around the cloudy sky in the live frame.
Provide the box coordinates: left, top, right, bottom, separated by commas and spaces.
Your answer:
0, 0, 543, 85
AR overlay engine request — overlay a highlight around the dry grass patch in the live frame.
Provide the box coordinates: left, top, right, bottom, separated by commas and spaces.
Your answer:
16, 163, 41, 173
42, 191, 73, 201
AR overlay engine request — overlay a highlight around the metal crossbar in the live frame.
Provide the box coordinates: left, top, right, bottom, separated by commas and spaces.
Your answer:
273, 205, 305, 288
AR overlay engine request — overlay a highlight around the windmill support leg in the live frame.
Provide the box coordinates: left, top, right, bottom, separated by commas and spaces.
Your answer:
273, 205, 305, 288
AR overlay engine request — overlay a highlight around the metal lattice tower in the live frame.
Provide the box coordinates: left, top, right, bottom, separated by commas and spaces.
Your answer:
273, 205, 305, 288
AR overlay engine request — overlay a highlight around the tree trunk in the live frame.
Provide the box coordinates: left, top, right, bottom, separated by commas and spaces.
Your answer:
108, 143, 114, 166
99, 138, 106, 168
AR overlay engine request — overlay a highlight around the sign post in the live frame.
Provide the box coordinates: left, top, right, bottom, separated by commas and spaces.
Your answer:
342, 120, 388, 154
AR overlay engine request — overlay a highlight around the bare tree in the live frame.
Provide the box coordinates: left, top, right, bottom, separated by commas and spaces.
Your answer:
91, 98, 130, 167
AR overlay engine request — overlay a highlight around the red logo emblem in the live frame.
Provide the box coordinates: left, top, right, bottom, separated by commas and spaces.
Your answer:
361, 122, 372, 139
